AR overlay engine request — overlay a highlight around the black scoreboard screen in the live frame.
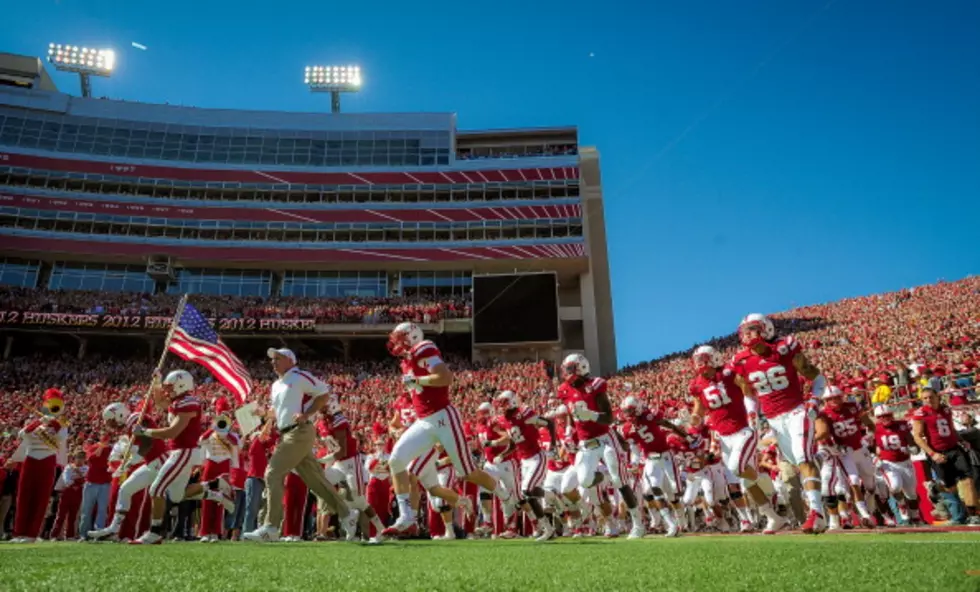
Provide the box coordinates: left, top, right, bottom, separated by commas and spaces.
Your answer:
472, 273, 559, 344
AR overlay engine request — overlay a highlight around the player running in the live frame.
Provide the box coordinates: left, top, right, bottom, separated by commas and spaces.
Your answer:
383, 323, 511, 536
730, 314, 829, 534
872, 405, 921, 524
816, 387, 877, 527
319, 395, 385, 544
494, 389, 558, 541
130, 370, 235, 545
557, 353, 649, 538
620, 396, 688, 537
688, 345, 788, 534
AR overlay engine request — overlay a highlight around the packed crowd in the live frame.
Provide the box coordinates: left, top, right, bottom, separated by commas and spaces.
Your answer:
0, 287, 471, 325
1, 276, 978, 543
609, 277, 980, 415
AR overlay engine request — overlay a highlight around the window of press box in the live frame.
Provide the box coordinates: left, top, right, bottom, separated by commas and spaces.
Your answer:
0, 258, 40, 288
398, 270, 472, 298
48, 262, 155, 294
280, 270, 388, 298
166, 268, 272, 297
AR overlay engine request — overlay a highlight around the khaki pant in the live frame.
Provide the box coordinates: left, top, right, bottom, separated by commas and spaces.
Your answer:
264, 423, 349, 529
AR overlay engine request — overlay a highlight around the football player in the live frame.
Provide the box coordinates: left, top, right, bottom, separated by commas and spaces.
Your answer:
731, 314, 829, 533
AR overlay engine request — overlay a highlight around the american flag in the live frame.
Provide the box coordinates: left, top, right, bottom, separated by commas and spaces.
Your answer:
167, 303, 252, 405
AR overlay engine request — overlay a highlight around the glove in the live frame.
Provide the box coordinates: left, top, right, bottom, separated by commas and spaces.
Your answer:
132, 424, 147, 437
572, 401, 599, 422
402, 374, 421, 392
492, 455, 504, 465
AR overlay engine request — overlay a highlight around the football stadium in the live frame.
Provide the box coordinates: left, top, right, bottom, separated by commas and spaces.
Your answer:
1, 15, 980, 592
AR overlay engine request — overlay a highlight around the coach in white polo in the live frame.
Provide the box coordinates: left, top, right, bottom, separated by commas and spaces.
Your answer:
243, 348, 355, 542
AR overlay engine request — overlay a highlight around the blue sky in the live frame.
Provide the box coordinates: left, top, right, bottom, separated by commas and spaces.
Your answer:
4, 0, 979, 367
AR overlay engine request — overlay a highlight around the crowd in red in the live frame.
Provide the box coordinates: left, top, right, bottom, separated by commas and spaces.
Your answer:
608, 276, 980, 417
0, 288, 471, 325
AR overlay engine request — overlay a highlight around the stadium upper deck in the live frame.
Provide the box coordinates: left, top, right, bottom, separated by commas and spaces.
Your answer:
0, 52, 616, 373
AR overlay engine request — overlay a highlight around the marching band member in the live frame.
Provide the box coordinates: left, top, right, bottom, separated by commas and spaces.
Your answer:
10, 388, 68, 543
197, 397, 240, 542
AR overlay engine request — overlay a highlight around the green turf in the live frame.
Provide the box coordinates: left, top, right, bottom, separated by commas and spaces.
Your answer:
2, 533, 979, 592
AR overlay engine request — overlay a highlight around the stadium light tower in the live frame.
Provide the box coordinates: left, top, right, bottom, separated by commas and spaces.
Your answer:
304, 65, 361, 113
47, 43, 115, 98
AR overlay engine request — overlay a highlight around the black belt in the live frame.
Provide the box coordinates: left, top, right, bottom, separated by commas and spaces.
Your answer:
280, 422, 304, 434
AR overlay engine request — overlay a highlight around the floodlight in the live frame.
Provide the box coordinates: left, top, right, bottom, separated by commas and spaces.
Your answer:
46, 42, 115, 97
304, 64, 362, 113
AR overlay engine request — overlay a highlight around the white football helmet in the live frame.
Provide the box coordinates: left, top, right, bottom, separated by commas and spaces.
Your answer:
387, 322, 425, 357
620, 395, 645, 416
692, 345, 724, 370
477, 401, 493, 417
873, 405, 893, 419
739, 313, 775, 347
162, 370, 194, 397
325, 392, 341, 415
822, 386, 844, 401
494, 390, 518, 411
102, 402, 129, 426
561, 353, 590, 379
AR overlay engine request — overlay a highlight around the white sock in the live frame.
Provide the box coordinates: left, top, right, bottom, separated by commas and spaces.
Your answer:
494, 483, 511, 502
855, 500, 871, 519
396, 493, 414, 519
829, 513, 841, 528
759, 503, 780, 520
733, 504, 751, 521
803, 489, 824, 515
629, 506, 643, 528
658, 507, 676, 528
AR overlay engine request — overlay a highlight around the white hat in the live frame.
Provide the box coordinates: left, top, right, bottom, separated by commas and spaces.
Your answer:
267, 348, 297, 364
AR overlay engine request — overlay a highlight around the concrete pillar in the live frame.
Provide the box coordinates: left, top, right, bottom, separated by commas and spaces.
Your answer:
342, 339, 351, 363
3, 335, 12, 360
579, 271, 601, 374
77, 337, 87, 360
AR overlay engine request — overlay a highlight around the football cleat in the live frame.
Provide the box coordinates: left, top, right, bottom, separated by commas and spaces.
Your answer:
802, 510, 827, 534
739, 520, 754, 533
664, 523, 680, 538
536, 522, 556, 542
762, 515, 788, 535
130, 531, 162, 545
627, 524, 645, 540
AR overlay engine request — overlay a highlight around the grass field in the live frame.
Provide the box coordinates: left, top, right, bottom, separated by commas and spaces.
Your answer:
2, 532, 979, 592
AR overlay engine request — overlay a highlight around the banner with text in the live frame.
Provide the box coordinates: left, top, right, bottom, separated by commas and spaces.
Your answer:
0, 310, 316, 333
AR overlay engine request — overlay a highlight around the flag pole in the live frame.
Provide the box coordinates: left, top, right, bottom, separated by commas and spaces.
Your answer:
118, 294, 189, 474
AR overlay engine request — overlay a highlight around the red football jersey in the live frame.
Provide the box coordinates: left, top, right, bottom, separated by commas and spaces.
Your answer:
132, 415, 167, 464
166, 395, 202, 451
322, 413, 359, 461
875, 421, 912, 462
501, 406, 542, 460
688, 366, 750, 436
557, 377, 610, 441
399, 340, 450, 419
392, 394, 417, 428
624, 410, 671, 455
820, 403, 866, 451
732, 335, 806, 418
476, 418, 508, 461
909, 405, 959, 452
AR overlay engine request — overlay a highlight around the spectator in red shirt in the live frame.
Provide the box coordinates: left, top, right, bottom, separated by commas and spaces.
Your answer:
225, 442, 249, 540
242, 424, 275, 533
79, 435, 112, 540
